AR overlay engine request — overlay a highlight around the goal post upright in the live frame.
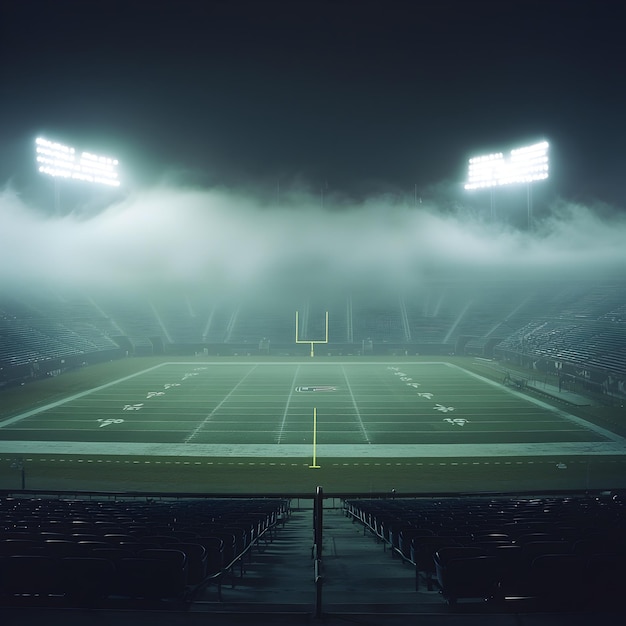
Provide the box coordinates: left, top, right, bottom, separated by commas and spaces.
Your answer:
295, 310, 329, 357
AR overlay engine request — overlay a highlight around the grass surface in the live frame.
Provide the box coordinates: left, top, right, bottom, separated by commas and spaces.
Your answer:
1, 356, 625, 494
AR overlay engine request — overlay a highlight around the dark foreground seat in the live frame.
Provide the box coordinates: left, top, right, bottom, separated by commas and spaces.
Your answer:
0, 555, 62, 597
115, 549, 188, 600
434, 547, 499, 605
60, 557, 116, 603
529, 553, 586, 607
164, 542, 207, 585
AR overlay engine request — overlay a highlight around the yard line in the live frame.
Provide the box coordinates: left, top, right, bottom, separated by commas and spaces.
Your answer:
341, 365, 371, 444
184, 365, 258, 443
277, 365, 300, 444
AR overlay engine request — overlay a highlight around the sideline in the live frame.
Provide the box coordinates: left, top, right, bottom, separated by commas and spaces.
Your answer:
1, 440, 626, 457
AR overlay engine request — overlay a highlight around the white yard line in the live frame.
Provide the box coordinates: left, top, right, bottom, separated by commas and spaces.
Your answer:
341, 365, 371, 444
277, 365, 300, 444
183, 365, 258, 443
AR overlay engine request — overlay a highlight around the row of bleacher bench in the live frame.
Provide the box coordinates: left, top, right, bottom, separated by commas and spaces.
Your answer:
345, 492, 626, 610
0, 495, 289, 607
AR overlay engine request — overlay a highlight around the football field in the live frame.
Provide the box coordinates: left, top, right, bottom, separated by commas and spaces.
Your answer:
1, 359, 625, 493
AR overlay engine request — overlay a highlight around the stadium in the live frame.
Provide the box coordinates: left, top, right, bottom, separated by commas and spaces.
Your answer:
1, 201, 626, 623
2, 278, 626, 495
2, 1, 626, 624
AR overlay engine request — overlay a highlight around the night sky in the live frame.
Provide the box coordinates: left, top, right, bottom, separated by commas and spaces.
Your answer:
2, 0, 625, 204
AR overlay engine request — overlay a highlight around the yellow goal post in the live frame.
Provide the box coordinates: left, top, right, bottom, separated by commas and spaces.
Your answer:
295, 311, 329, 357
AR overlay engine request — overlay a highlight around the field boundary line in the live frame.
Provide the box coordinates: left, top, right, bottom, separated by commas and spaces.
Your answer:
3, 441, 626, 457
0, 362, 168, 429
448, 362, 626, 444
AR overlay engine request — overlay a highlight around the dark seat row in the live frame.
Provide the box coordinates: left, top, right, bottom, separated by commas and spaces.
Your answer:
0, 496, 290, 606
434, 545, 626, 607
344, 492, 626, 608
0, 549, 190, 604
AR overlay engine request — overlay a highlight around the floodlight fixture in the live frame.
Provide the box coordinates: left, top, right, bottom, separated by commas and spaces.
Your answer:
35, 137, 120, 187
464, 140, 549, 190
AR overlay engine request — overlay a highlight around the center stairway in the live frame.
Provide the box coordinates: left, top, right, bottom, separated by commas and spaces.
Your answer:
192, 499, 439, 620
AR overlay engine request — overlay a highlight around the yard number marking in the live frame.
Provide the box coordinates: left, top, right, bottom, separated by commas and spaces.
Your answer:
434, 404, 455, 413
443, 418, 468, 426
97, 418, 124, 428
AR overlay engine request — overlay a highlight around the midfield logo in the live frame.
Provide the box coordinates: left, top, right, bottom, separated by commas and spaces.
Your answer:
295, 386, 338, 392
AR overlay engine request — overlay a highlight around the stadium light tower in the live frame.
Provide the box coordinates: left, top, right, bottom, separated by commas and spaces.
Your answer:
35, 137, 120, 211
464, 140, 549, 228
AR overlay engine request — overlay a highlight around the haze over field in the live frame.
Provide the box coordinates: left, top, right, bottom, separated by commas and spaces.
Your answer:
1, 183, 625, 297
2, 1, 625, 301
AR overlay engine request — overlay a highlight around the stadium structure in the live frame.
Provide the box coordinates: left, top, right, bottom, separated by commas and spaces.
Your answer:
1, 142, 625, 624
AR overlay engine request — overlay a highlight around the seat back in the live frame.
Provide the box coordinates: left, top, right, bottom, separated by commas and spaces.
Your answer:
61, 556, 116, 601
165, 542, 207, 585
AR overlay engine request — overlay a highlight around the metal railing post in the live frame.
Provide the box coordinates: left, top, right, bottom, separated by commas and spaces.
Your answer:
313, 486, 323, 618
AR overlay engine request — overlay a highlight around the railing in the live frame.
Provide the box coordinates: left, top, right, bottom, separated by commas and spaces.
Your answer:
312, 485, 324, 618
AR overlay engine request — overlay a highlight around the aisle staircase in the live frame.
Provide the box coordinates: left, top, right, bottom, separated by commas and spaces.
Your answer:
193, 500, 452, 620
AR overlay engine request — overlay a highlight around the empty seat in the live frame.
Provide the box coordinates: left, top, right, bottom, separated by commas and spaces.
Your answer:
0, 539, 42, 556
473, 533, 511, 544
42, 540, 84, 557
434, 548, 499, 605
411, 536, 462, 591
115, 553, 187, 600
192, 537, 225, 599
586, 553, 626, 606
164, 542, 207, 585
521, 541, 570, 563
530, 553, 586, 606
194, 536, 224, 577
91, 547, 132, 564
398, 528, 434, 561
138, 548, 188, 594
0, 555, 63, 597
60, 556, 116, 603
203, 531, 236, 570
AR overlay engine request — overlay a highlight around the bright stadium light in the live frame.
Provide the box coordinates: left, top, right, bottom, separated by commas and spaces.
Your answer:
35, 137, 120, 187
464, 141, 549, 190
464, 140, 549, 228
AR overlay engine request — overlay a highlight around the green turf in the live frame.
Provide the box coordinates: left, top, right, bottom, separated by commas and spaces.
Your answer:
1, 357, 625, 494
